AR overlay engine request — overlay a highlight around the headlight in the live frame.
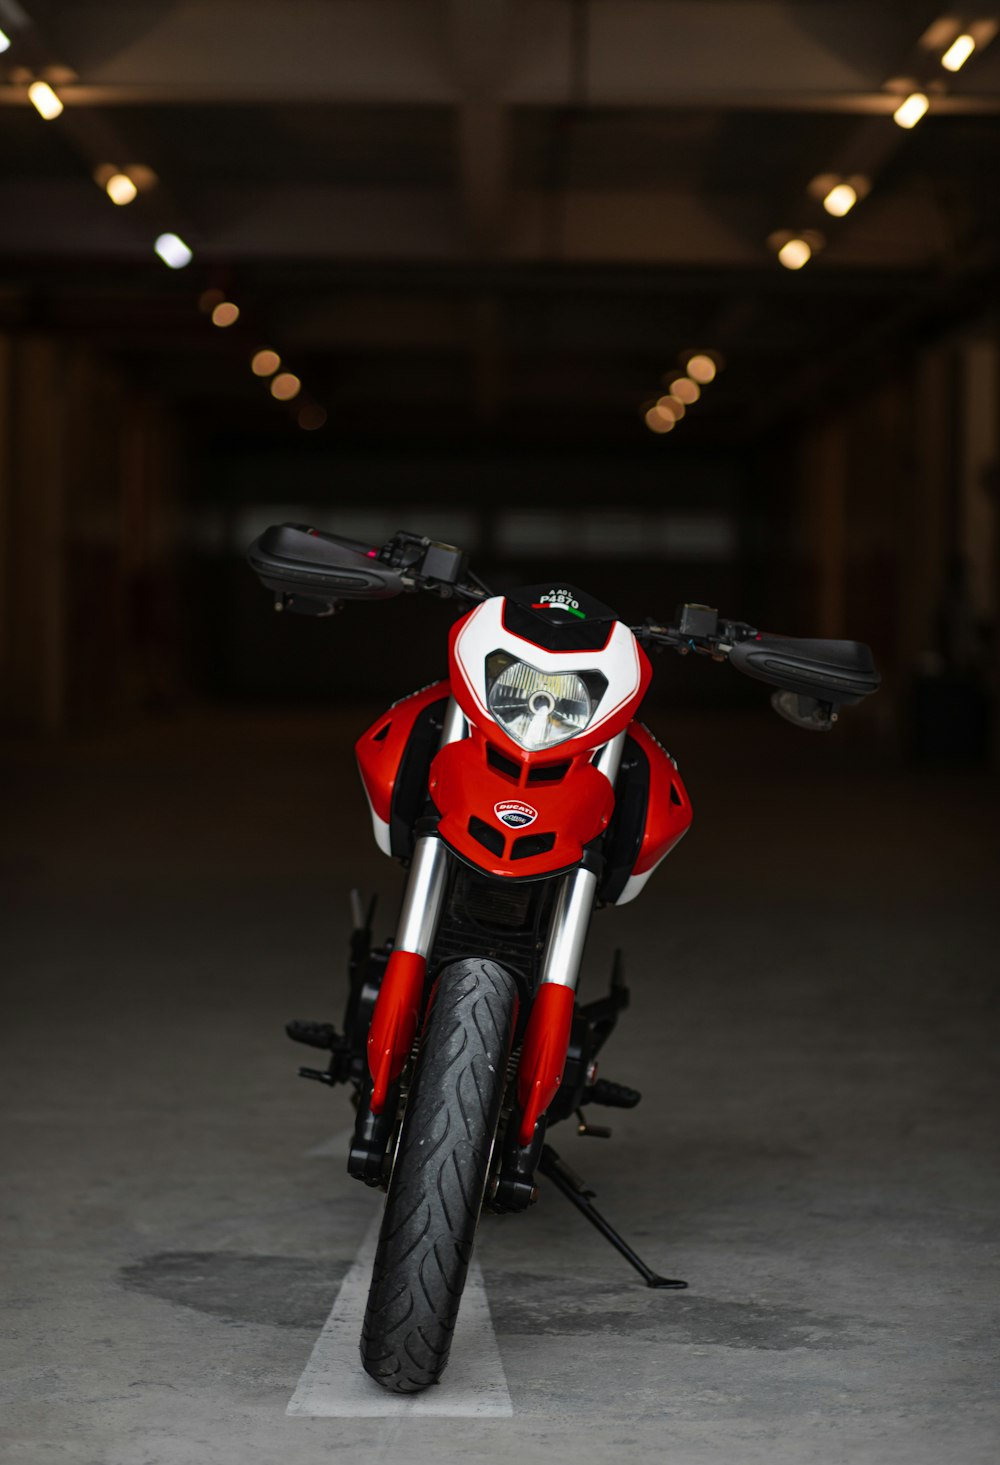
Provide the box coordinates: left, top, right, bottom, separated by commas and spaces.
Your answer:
486, 654, 595, 750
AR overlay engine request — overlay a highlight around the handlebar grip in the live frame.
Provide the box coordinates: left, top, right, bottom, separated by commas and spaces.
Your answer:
729, 634, 880, 705
247, 524, 406, 603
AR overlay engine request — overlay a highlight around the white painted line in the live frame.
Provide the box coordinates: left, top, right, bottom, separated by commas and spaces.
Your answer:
287, 1209, 514, 1417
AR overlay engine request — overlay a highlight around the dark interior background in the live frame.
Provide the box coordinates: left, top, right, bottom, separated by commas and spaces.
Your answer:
2, 12, 999, 1457
0, 0, 997, 755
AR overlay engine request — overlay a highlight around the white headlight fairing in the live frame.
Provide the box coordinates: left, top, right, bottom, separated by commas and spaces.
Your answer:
450, 596, 646, 752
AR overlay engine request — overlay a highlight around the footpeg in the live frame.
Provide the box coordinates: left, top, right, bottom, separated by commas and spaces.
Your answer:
286, 1019, 340, 1051
588, 1078, 641, 1109
286, 1019, 352, 1087
576, 1108, 612, 1139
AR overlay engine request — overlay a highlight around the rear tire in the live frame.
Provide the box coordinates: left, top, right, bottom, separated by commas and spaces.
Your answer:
360, 957, 518, 1393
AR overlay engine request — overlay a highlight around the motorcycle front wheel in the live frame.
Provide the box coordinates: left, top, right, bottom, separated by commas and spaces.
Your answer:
360, 957, 518, 1393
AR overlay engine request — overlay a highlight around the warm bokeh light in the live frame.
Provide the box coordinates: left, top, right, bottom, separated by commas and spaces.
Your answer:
644, 407, 674, 434
154, 233, 193, 269
28, 81, 63, 120
0, 27, 11, 54
270, 372, 302, 401
251, 349, 281, 376
126, 164, 159, 193
656, 395, 685, 421
105, 172, 137, 206
685, 354, 718, 384
893, 92, 929, 129
778, 238, 812, 270
211, 301, 240, 328
298, 404, 328, 431
941, 34, 976, 71
822, 182, 857, 217
669, 376, 701, 405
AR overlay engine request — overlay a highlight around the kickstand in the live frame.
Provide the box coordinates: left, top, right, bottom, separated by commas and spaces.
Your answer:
538, 1144, 687, 1290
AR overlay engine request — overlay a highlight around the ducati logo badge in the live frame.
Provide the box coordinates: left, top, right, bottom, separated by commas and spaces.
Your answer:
494, 800, 538, 829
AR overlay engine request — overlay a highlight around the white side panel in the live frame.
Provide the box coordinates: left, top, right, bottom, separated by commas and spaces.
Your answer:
614, 824, 690, 905
360, 781, 392, 857
614, 866, 658, 906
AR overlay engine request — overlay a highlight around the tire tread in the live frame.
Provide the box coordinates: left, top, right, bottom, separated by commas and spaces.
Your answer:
360, 957, 517, 1393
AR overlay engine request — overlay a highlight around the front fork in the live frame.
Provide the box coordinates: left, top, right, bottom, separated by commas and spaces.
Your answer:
365, 832, 449, 1112
512, 731, 625, 1145
365, 698, 466, 1114
364, 715, 626, 1145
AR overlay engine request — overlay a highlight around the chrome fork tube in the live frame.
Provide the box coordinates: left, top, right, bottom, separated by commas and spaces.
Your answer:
538, 867, 599, 991
393, 697, 465, 956
439, 696, 467, 747
536, 731, 626, 993
395, 835, 449, 955
592, 729, 626, 784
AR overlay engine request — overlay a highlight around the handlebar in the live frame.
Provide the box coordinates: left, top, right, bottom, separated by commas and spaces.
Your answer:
633, 604, 880, 726
247, 524, 492, 614
247, 524, 880, 728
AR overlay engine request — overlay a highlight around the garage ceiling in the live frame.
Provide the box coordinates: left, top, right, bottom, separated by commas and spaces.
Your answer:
1, 0, 999, 439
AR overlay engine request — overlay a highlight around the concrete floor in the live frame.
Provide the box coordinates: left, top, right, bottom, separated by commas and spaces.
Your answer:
2, 707, 998, 1464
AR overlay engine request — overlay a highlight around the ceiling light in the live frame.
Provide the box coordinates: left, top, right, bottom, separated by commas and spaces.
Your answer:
645, 407, 674, 434
251, 349, 281, 377
154, 233, 193, 269
822, 182, 858, 217
105, 172, 137, 206
941, 34, 976, 71
778, 238, 812, 270
0, 28, 11, 54
28, 81, 63, 120
685, 354, 718, 384
893, 92, 929, 129
669, 376, 701, 405
271, 372, 301, 401
297, 404, 328, 431
211, 301, 240, 328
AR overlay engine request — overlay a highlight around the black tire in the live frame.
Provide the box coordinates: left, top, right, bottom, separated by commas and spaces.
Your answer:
360, 958, 518, 1393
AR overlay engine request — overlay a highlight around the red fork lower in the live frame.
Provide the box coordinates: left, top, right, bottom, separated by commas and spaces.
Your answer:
515, 981, 575, 1145
367, 950, 427, 1112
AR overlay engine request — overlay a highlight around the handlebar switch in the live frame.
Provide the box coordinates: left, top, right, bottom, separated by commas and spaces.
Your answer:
421, 541, 467, 585
677, 603, 718, 639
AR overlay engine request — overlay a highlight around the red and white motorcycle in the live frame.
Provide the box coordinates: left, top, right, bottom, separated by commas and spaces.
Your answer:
248, 524, 879, 1394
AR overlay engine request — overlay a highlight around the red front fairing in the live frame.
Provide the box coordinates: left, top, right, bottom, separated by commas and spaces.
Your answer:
423, 603, 654, 879
429, 729, 615, 878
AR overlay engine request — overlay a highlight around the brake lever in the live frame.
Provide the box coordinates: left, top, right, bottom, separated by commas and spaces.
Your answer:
375, 531, 492, 604
634, 612, 758, 660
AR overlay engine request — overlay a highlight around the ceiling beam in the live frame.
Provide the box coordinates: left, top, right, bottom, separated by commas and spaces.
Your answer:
5, 0, 998, 112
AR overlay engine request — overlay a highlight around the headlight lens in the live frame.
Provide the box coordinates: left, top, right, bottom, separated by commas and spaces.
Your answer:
486, 655, 594, 750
